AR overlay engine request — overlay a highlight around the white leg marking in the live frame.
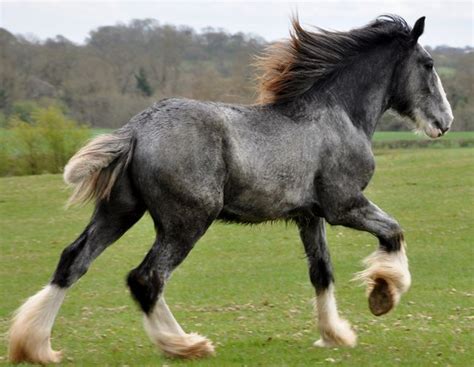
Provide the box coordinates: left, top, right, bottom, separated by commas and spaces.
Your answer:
144, 297, 215, 359
314, 285, 357, 348
8, 284, 66, 364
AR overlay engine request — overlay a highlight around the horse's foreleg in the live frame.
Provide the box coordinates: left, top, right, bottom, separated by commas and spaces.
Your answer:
355, 233, 410, 316
326, 195, 411, 316
8, 193, 145, 364
127, 216, 215, 359
298, 216, 357, 348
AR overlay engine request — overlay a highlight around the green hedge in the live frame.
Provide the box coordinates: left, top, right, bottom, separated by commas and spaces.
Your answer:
372, 138, 474, 150
0, 106, 89, 176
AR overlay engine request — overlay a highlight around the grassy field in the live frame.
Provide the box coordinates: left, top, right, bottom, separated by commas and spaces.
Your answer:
2, 125, 474, 142
0, 148, 473, 366
89, 128, 474, 142
372, 131, 474, 141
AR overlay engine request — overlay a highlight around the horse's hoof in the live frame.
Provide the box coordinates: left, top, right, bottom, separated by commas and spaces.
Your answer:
314, 333, 357, 348
368, 278, 394, 316
9, 344, 63, 364
314, 318, 357, 347
41, 349, 63, 364
157, 332, 215, 359
314, 338, 332, 347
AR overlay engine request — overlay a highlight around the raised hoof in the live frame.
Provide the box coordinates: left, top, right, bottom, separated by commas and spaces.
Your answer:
369, 278, 395, 316
157, 333, 215, 359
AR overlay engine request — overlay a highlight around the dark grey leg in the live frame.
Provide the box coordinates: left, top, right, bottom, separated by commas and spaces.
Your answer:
52, 201, 145, 287
298, 216, 356, 347
298, 216, 334, 293
127, 210, 216, 359
127, 224, 207, 315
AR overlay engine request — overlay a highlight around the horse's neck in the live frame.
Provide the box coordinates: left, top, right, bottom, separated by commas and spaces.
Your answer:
307, 47, 398, 139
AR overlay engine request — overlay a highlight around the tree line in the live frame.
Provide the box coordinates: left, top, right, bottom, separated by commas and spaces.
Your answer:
0, 19, 472, 130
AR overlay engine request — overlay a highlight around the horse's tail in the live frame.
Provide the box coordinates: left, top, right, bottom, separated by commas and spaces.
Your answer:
63, 128, 135, 206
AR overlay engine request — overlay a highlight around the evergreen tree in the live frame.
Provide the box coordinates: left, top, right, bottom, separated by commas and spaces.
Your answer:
135, 67, 153, 97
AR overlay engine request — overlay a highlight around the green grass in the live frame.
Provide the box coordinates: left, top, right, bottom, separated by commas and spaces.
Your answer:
436, 67, 456, 78
87, 130, 474, 142
89, 130, 474, 142
2, 127, 474, 141
0, 148, 473, 366
372, 131, 474, 141
91, 128, 113, 136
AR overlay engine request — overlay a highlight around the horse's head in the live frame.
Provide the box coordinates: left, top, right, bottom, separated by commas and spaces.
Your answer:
392, 17, 453, 138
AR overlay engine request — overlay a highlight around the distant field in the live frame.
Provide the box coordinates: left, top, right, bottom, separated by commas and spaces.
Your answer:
91, 128, 113, 136
372, 131, 474, 141
88, 129, 474, 150
89, 129, 474, 146
1, 148, 473, 366
90, 129, 474, 142
2, 127, 474, 142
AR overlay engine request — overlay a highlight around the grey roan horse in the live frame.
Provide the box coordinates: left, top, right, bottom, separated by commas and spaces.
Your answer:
9, 15, 453, 363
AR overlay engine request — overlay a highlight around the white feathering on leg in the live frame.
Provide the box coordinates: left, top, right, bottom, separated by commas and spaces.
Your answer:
354, 243, 411, 305
144, 297, 215, 359
313, 285, 357, 347
8, 284, 66, 364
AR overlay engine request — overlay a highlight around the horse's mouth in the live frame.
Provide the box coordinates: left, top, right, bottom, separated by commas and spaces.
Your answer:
424, 121, 446, 139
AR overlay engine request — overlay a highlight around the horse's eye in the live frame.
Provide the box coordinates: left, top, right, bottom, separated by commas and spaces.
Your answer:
424, 61, 434, 70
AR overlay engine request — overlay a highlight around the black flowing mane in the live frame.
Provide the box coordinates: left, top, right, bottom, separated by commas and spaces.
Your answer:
256, 15, 412, 104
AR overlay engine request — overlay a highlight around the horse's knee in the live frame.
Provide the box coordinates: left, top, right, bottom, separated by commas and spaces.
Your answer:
378, 230, 405, 252
127, 267, 164, 314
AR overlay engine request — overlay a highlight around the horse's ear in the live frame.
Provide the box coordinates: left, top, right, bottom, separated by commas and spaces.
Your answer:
411, 16, 425, 44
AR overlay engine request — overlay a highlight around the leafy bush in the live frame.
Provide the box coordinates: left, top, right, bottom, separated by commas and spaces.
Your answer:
0, 134, 10, 174
0, 111, 6, 127
1, 105, 89, 176
11, 100, 40, 123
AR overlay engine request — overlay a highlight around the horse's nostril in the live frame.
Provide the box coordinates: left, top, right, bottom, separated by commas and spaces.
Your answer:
433, 120, 448, 134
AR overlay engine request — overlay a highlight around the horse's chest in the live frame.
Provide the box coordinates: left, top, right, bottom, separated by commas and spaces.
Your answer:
322, 148, 375, 191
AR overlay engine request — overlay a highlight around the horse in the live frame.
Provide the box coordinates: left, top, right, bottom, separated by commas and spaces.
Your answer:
8, 15, 453, 363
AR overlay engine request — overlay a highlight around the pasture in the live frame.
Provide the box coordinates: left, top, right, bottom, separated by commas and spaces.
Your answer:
0, 147, 473, 366
371, 131, 474, 142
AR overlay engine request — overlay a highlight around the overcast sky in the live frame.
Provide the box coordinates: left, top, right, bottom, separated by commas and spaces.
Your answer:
1, 0, 472, 47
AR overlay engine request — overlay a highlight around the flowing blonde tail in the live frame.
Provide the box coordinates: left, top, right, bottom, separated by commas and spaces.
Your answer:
63, 128, 134, 206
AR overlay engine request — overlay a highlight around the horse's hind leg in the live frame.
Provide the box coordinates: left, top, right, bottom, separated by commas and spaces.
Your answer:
127, 208, 217, 359
298, 216, 357, 348
8, 178, 145, 364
